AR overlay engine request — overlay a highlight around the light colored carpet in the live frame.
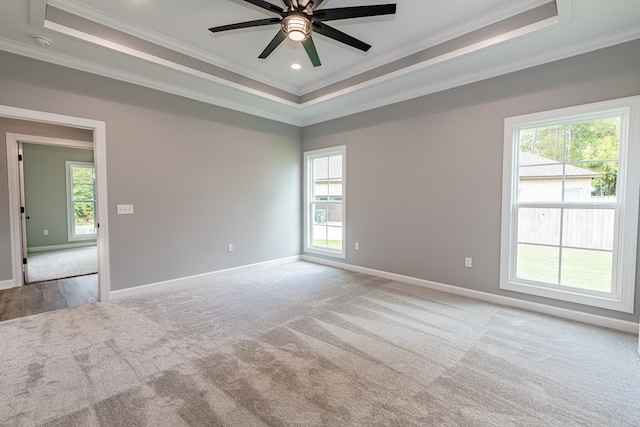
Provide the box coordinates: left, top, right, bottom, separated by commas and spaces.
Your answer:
0, 261, 638, 426
27, 246, 97, 283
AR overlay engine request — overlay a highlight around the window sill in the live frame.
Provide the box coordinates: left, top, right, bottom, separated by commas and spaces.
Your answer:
500, 279, 632, 313
304, 247, 346, 260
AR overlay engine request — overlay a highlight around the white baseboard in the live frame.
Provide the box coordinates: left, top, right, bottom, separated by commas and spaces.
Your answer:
0, 279, 15, 290
28, 242, 97, 253
301, 255, 639, 335
110, 255, 301, 300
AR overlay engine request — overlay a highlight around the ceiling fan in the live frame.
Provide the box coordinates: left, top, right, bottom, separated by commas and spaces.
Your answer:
208, 0, 397, 67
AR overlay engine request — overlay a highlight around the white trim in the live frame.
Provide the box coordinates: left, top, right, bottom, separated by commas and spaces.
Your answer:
303, 146, 346, 260
303, 0, 554, 94
1, 107, 110, 302
0, 280, 15, 290
45, 0, 297, 95
110, 256, 300, 300
39, 0, 553, 97
301, 255, 639, 335
2, 17, 638, 128
42, 21, 300, 109
6, 137, 22, 289
301, 16, 561, 109
0, 37, 302, 127
28, 242, 96, 253
499, 96, 640, 313
8, 134, 93, 150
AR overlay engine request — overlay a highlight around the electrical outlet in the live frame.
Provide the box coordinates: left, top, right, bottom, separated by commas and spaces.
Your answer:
117, 204, 134, 215
43, 229, 48, 236
355, 242, 360, 250
227, 243, 233, 252
465, 257, 473, 268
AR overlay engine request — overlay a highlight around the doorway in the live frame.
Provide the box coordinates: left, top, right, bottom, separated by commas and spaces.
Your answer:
18, 140, 97, 284
2, 105, 110, 303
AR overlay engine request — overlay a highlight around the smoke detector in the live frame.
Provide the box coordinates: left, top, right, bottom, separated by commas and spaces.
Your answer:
32, 35, 52, 47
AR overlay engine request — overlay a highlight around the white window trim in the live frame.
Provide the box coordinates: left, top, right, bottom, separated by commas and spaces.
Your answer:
66, 160, 97, 242
304, 145, 346, 259
500, 96, 640, 313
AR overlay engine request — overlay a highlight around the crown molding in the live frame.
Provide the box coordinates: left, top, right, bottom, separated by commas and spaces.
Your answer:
301, 15, 560, 108
299, 22, 640, 126
0, 37, 303, 126
302, 0, 554, 93
46, 0, 298, 94
46, 0, 553, 97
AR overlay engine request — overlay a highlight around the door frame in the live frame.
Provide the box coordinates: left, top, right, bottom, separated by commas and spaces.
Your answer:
2, 105, 110, 302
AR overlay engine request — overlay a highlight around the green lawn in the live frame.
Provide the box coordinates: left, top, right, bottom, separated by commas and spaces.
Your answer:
313, 240, 342, 250
516, 244, 613, 292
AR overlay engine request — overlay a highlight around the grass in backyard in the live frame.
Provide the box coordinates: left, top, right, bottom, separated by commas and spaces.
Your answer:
516, 244, 612, 293
313, 240, 342, 250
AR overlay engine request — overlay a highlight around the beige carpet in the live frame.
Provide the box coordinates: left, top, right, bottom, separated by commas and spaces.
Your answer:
26, 246, 98, 283
0, 261, 638, 426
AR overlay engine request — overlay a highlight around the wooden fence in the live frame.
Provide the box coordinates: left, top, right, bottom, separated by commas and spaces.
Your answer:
518, 207, 615, 250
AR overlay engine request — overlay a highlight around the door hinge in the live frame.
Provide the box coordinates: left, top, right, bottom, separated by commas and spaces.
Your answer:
22, 258, 27, 265
18, 154, 23, 161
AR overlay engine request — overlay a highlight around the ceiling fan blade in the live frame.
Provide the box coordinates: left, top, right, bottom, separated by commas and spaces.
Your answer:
209, 18, 281, 33
243, 0, 285, 15
258, 30, 287, 59
302, 36, 321, 67
313, 4, 396, 22
310, 0, 326, 11
313, 22, 371, 52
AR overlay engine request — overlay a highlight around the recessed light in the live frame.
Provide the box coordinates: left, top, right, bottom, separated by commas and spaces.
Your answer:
290, 63, 302, 70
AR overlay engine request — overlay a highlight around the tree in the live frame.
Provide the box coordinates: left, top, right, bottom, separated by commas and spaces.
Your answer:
519, 117, 620, 196
72, 166, 95, 225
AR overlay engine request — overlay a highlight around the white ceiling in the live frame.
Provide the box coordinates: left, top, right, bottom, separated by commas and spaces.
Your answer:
0, 0, 639, 126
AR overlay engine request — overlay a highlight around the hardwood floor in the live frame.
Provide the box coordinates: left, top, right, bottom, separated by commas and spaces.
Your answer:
0, 274, 98, 322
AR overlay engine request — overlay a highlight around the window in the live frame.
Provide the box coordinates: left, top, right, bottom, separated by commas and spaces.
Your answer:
304, 146, 346, 258
66, 161, 97, 241
500, 97, 639, 312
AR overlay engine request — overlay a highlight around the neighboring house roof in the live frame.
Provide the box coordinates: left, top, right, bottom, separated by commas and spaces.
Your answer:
519, 152, 601, 179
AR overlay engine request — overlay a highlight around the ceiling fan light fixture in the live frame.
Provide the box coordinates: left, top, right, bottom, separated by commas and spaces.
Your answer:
282, 15, 311, 42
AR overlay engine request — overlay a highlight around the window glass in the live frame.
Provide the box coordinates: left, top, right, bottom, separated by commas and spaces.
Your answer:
67, 162, 96, 240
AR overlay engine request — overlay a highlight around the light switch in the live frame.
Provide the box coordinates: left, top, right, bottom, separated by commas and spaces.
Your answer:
117, 204, 134, 215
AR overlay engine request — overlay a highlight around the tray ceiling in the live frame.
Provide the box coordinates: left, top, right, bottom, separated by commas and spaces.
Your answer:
0, 0, 638, 125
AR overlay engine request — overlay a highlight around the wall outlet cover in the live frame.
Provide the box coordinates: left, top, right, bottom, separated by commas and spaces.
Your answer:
117, 204, 134, 215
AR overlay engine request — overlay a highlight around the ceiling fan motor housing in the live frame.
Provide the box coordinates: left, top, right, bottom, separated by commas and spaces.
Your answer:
282, 13, 312, 41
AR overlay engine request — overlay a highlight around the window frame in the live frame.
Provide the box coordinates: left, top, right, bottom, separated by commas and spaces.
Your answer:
304, 145, 346, 259
66, 160, 97, 241
500, 97, 640, 313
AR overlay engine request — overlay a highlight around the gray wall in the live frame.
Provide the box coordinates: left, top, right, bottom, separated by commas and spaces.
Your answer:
0, 118, 93, 281
22, 144, 95, 249
0, 51, 301, 290
303, 40, 640, 322
1, 39, 638, 322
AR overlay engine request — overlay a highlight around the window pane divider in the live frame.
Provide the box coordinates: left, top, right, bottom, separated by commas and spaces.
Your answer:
516, 202, 617, 209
